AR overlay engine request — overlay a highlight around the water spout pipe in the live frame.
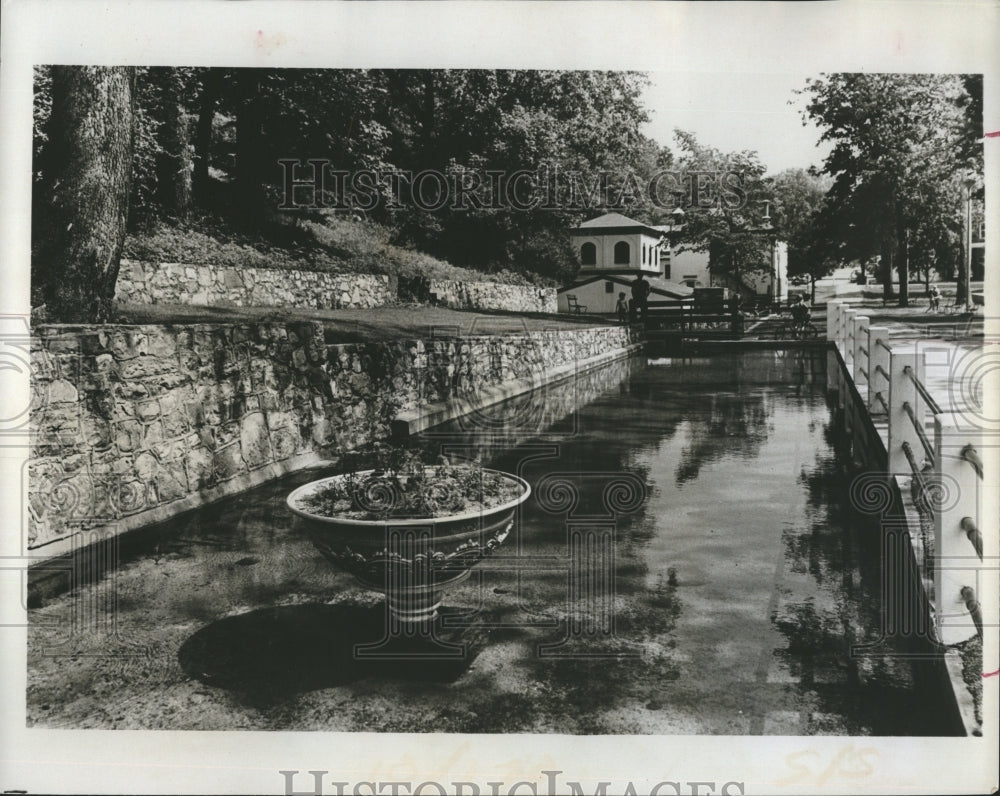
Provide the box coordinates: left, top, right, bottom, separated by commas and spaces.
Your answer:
961, 516, 983, 559
960, 586, 983, 638
961, 444, 983, 479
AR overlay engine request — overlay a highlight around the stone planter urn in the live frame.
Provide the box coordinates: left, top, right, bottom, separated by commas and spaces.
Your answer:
287, 467, 531, 625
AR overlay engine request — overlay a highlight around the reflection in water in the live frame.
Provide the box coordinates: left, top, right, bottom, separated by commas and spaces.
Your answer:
28, 349, 956, 734
423, 349, 951, 735
674, 393, 771, 485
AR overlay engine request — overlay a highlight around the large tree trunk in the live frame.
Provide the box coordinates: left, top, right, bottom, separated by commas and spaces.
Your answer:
154, 68, 192, 216
234, 68, 267, 226
192, 68, 221, 207
420, 71, 437, 169
879, 244, 895, 303
897, 227, 909, 307
33, 66, 136, 323
956, 235, 969, 306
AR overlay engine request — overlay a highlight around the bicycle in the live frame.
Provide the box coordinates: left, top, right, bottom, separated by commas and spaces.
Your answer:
772, 317, 820, 340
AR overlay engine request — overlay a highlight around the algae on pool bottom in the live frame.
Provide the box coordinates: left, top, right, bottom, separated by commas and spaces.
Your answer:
27, 351, 956, 734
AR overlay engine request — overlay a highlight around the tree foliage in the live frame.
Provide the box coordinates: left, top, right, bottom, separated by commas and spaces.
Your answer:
33, 67, 664, 290
770, 168, 832, 300
668, 130, 776, 294
801, 73, 982, 305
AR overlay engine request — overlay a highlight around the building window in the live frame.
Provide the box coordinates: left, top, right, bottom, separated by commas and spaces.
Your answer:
605, 281, 614, 293
642, 245, 647, 265
661, 247, 671, 279
614, 241, 630, 265
580, 242, 596, 266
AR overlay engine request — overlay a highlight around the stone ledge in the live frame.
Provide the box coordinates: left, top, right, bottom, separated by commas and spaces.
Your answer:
427, 279, 558, 314
116, 260, 394, 310
392, 342, 643, 437
27, 450, 332, 564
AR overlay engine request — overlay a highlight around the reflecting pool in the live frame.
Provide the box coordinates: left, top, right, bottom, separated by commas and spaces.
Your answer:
27, 350, 956, 733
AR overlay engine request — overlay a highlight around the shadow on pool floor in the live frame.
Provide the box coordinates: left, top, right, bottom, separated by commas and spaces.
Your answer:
177, 603, 488, 702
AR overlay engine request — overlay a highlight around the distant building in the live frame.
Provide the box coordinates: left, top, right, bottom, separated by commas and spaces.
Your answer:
559, 211, 788, 314
557, 273, 693, 315
560, 212, 695, 313
747, 240, 789, 302
652, 224, 711, 289
570, 212, 671, 277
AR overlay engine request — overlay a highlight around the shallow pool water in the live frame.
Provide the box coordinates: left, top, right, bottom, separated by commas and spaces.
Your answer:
27, 350, 955, 734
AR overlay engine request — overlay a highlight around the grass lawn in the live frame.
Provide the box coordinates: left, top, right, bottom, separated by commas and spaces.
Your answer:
116, 302, 616, 344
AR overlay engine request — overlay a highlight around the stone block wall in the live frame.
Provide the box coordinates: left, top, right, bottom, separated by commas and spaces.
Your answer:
427, 280, 558, 313
115, 259, 394, 309
29, 322, 636, 551
115, 260, 559, 315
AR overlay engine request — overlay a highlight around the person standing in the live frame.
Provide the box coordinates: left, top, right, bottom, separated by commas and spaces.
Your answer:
631, 273, 650, 323
790, 293, 812, 337
616, 291, 629, 324
928, 283, 940, 312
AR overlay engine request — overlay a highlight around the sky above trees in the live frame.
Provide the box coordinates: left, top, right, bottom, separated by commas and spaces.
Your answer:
643, 72, 833, 174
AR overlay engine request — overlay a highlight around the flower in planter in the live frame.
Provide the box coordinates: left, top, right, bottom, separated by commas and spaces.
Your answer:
296, 447, 521, 521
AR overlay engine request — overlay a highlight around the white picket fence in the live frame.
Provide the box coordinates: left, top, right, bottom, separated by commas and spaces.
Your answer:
828, 299, 986, 646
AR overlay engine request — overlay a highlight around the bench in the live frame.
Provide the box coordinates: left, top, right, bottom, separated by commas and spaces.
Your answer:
565, 294, 588, 314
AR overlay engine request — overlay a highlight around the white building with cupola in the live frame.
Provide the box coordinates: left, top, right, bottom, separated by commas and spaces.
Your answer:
558, 212, 697, 314
558, 211, 789, 314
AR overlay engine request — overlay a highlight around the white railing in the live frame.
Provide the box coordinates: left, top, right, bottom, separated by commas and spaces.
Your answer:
828, 300, 985, 646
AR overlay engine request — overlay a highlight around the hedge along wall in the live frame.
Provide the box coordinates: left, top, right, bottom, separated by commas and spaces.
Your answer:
115, 259, 395, 309
28, 322, 636, 553
427, 280, 558, 313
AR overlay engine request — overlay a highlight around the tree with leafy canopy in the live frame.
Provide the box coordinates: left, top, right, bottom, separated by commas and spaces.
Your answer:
801, 73, 981, 307
370, 69, 657, 281
32, 66, 672, 300
669, 130, 776, 297
770, 168, 832, 303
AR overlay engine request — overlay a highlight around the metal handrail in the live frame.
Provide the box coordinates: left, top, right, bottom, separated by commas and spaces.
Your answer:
902, 365, 943, 415
961, 444, 984, 479
961, 517, 983, 560
902, 402, 936, 463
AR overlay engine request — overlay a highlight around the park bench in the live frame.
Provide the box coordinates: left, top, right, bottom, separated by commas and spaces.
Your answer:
565, 294, 588, 314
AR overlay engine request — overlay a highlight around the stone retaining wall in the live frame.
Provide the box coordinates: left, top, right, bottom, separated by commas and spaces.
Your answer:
115, 259, 395, 309
428, 280, 557, 313
29, 322, 636, 551
115, 260, 560, 315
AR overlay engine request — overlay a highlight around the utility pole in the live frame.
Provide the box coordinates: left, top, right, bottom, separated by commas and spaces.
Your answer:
964, 177, 974, 311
